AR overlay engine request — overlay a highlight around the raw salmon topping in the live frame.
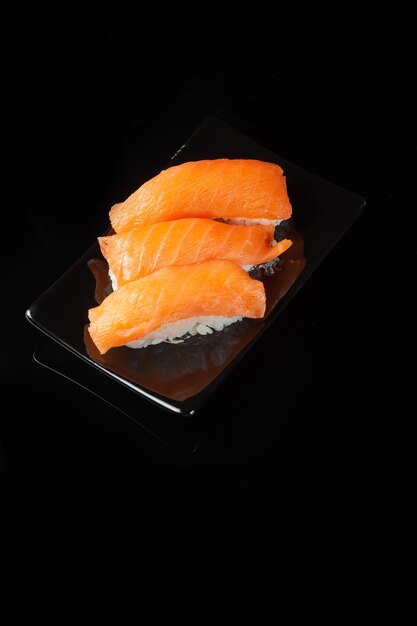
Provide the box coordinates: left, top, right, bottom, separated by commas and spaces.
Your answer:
110, 159, 292, 232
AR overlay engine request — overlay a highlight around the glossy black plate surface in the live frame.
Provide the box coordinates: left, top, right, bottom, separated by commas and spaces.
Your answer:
26, 117, 365, 414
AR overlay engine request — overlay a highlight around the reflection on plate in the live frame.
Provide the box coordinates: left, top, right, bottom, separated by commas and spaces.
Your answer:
26, 117, 365, 415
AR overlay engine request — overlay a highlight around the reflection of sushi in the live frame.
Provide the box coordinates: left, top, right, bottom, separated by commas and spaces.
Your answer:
99, 218, 293, 289
88, 260, 265, 354
110, 159, 292, 233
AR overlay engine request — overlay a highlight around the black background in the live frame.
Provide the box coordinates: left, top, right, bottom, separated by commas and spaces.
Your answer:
1, 2, 416, 623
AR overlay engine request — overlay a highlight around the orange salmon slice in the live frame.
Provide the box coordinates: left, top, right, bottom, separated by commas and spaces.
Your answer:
109, 159, 292, 232
99, 217, 292, 287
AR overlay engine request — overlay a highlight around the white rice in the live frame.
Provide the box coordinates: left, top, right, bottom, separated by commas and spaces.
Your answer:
109, 268, 118, 291
126, 315, 243, 349
225, 218, 283, 227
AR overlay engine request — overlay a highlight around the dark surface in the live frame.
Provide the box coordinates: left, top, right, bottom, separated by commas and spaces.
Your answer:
1, 3, 416, 623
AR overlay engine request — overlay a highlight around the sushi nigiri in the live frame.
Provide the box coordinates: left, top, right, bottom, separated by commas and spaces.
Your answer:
88, 260, 266, 354
109, 159, 292, 233
99, 218, 293, 289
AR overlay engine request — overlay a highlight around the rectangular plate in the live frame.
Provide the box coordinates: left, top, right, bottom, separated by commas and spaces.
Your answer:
26, 117, 365, 415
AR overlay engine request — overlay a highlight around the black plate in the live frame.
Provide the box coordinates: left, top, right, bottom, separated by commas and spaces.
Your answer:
26, 117, 365, 415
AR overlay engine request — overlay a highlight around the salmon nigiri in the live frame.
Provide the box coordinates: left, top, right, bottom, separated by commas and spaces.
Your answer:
88, 260, 266, 354
109, 159, 292, 233
99, 218, 293, 289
